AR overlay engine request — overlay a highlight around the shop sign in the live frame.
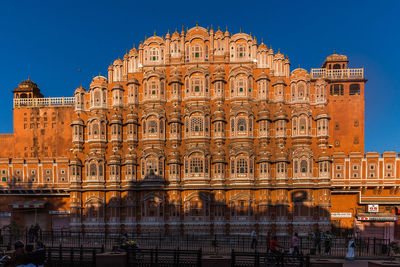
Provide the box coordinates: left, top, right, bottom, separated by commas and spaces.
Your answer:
357, 216, 397, 221
49, 210, 70, 215
368, 204, 379, 213
331, 212, 352, 218
0, 212, 11, 217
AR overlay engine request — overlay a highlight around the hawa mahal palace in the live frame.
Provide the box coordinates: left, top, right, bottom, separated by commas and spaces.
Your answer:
0, 25, 398, 239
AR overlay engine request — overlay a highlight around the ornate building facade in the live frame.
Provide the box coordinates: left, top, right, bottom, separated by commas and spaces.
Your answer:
0, 25, 397, 238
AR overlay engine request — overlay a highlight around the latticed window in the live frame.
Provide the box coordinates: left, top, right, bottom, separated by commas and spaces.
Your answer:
300, 160, 308, 173
190, 158, 203, 173
237, 79, 246, 93
149, 48, 159, 61
192, 78, 202, 93
237, 45, 245, 58
191, 117, 203, 132
237, 158, 248, 174
192, 45, 203, 59
150, 81, 158, 95
237, 118, 247, 131
146, 159, 157, 175
148, 120, 157, 133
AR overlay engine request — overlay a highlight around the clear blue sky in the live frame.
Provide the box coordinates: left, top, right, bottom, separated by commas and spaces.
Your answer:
0, 0, 399, 153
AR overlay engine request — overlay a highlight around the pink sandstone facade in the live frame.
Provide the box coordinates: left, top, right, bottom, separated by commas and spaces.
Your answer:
0, 25, 396, 239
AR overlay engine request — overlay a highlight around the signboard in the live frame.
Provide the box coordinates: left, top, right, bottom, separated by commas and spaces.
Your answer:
0, 212, 11, 217
368, 205, 379, 213
357, 215, 397, 222
49, 210, 70, 215
331, 212, 352, 218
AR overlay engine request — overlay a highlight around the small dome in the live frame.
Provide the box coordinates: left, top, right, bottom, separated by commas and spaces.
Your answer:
259, 42, 267, 49
74, 86, 85, 94
325, 53, 348, 62
113, 58, 123, 65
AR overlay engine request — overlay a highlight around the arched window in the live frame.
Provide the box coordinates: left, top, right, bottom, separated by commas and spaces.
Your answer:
237, 45, 245, 58
91, 123, 98, 136
191, 117, 204, 132
237, 78, 246, 94
300, 160, 308, 173
94, 90, 101, 106
298, 83, 305, 98
148, 120, 158, 133
237, 118, 247, 131
149, 48, 159, 62
90, 163, 97, 177
190, 157, 203, 173
237, 158, 248, 174
146, 159, 157, 175
192, 45, 203, 60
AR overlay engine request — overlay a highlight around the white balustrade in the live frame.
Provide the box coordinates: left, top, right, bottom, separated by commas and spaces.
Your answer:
13, 97, 75, 108
311, 68, 364, 79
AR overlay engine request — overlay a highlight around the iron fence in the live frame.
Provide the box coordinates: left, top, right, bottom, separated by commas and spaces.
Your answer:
0, 229, 392, 257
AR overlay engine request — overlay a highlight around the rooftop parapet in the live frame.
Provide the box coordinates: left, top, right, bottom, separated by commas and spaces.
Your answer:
13, 97, 75, 108
310, 68, 364, 80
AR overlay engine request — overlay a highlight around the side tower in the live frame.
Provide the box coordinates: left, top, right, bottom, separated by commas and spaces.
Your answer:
311, 53, 366, 154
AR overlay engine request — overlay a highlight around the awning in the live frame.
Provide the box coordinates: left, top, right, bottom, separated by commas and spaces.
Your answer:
9, 201, 46, 209
357, 213, 397, 222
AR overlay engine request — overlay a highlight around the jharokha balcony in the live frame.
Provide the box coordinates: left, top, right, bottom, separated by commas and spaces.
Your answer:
310, 68, 364, 80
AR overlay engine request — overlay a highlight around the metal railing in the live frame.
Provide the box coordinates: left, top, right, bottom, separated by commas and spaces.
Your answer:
13, 97, 75, 108
0, 230, 390, 258
311, 68, 364, 79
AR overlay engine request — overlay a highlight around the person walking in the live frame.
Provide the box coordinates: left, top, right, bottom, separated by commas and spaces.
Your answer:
313, 230, 322, 255
250, 230, 258, 249
270, 236, 283, 266
324, 231, 332, 256
291, 232, 299, 256
266, 231, 271, 253
345, 238, 356, 260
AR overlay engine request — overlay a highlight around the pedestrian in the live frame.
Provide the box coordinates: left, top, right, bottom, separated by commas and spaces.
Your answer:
266, 231, 271, 253
345, 238, 355, 260
250, 230, 258, 249
291, 232, 299, 256
270, 236, 283, 266
314, 230, 321, 255
324, 231, 332, 256
33, 241, 46, 267
10, 240, 27, 267
28, 225, 34, 243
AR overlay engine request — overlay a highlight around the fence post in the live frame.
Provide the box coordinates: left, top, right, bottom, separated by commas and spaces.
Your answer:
231, 249, 235, 267
59, 244, 62, 263
155, 247, 159, 264
373, 237, 376, 255
48, 248, 52, 267
70, 248, 73, 267
80, 245, 83, 264
92, 249, 96, 267
51, 229, 54, 247
255, 251, 259, 267
197, 248, 202, 267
